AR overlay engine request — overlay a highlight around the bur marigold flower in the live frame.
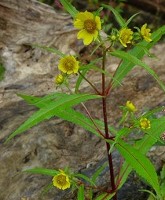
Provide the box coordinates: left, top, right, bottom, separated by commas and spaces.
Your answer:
58, 55, 79, 74
55, 74, 64, 85
126, 101, 137, 112
73, 11, 101, 45
140, 118, 151, 130
140, 24, 152, 42
119, 28, 133, 47
52, 170, 71, 190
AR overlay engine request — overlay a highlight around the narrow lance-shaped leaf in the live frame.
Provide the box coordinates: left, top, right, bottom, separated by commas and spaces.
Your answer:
32, 44, 65, 57
95, 192, 115, 200
102, 4, 126, 27
91, 162, 108, 183
18, 93, 69, 108
125, 12, 140, 27
114, 139, 161, 196
16, 93, 116, 139
74, 173, 95, 186
118, 116, 165, 192
6, 93, 101, 142
24, 168, 59, 176
60, 0, 78, 18
111, 50, 165, 92
77, 185, 85, 200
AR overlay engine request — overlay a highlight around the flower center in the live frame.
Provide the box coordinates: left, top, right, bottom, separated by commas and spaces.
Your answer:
64, 60, 74, 71
57, 175, 67, 186
84, 19, 96, 33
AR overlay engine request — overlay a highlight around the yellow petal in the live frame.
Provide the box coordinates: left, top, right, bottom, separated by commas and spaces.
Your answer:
74, 19, 84, 29
83, 34, 93, 45
84, 11, 94, 19
77, 29, 87, 39
93, 30, 98, 40
95, 16, 101, 30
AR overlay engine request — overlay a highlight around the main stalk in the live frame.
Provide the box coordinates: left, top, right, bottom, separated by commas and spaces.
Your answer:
102, 49, 117, 200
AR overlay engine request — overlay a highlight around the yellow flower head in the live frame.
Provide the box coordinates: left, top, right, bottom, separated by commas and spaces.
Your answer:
140, 24, 152, 42
119, 28, 133, 47
74, 11, 101, 45
52, 170, 71, 190
126, 101, 137, 112
55, 74, 64, 85
58, 55, 79, 74
140, 118, 151, 130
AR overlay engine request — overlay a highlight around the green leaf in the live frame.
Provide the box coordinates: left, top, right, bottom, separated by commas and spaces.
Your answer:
17, 93, 68, 108
74, 173, 95, 186
111, 25, 165, 88
111, 50, 165, 92
118, 116, 165, 191
54, 108, 102, 138
114, 139, 161, 196
77, 185, 85, 200
102, 4, 126, 27
95, 192, 115, 200
24, 168, 58, 176
60, 0, 78, 18
141, 106, 165, 118
16, 93, 116, 139
91, 162, 108, 183
125, 12, 140, 27
6, 93, 101, 142
32, 44, 65, 57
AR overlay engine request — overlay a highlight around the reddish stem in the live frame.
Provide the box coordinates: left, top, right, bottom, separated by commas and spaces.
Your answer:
102, 49, 117, 200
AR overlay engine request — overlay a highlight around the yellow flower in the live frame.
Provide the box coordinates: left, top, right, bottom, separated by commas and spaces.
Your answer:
52, 170, 71, 190
119, 28, 133, 47
140, 24, 152, 42
74, 11, 101, 45
140, 118, 151, 130
58, 55, 79, 74
55, 74, 64, 85
126, 101, 137, 112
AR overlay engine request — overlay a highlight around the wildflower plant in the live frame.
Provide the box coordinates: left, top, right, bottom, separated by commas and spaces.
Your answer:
5, 0, 165, 200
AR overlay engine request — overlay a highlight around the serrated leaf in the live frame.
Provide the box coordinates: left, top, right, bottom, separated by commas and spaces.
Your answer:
60, 0, 78, 18
24, 168, 58, 176
6, 93, 101, 142
16, 93, 116, 139
111, 25, 165, 88
111, 50, 165, 92
114, 139, 161, 196
102, 4, 126, 27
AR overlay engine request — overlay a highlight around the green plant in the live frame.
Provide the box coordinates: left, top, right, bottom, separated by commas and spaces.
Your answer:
6, 0, 165, 199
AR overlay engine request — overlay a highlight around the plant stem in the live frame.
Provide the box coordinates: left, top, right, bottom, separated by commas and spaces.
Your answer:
102, 49, 117, 200
78, 71, 101, 95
